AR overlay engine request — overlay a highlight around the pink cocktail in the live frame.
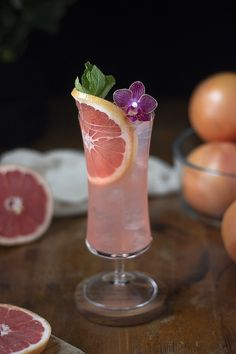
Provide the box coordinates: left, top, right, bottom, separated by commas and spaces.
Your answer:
72, 65, 160, 324
86, 119, 153, 257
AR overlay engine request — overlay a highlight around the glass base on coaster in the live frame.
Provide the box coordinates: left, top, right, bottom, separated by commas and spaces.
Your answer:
74, 271, 166, 326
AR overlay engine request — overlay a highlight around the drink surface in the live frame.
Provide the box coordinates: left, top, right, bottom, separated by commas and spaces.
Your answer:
85, 119, 153, 256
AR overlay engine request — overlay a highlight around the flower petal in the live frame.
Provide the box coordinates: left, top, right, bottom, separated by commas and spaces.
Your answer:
113, 89, 132, 108
139, 94, 158, 114
138, 113, 152, 121
129, 81, 145, 100
127, 114, 138, 122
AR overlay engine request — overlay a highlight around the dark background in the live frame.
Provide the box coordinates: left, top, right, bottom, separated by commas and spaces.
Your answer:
28, 2, 236, 99
1, 2, 236, 147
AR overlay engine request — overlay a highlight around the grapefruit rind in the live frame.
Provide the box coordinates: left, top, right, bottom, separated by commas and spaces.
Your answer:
0, 303, 51, 354
71, 89, 136, 185
0, 165, 54, 246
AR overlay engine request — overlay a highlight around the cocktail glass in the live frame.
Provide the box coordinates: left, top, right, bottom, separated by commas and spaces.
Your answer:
72, 87, 163, 325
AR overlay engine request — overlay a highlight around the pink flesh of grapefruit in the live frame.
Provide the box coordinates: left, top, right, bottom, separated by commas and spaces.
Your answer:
0, 165, 53, 245
79, 103, 126, 179
0, 304, 51, 354
71, 89, 135, 185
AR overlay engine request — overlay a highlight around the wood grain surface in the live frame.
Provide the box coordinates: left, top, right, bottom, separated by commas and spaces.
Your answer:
45, 335, 85, 353
0, 98, 235, 354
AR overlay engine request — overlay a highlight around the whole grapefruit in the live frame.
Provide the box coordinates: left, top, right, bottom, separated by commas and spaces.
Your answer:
189, 72, 236, 141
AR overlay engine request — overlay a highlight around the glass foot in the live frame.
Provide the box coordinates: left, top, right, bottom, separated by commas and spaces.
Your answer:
75, 272, 166, 326
84, 271, 157, 310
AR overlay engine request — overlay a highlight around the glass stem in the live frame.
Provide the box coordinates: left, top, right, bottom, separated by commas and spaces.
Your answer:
114, 259, 126, 285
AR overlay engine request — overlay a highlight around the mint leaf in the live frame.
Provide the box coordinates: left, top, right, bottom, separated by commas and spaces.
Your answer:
90, 64, 106, 96
75, 77, 89, 93
100, 75, 116, 98
81, 62, 93, 89
75, 62, 116, 98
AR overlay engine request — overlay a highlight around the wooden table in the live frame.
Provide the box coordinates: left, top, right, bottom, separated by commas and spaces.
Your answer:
0, 97, 236, 354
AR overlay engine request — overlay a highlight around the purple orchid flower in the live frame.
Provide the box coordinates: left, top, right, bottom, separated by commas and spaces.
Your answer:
113, 81, 158, 122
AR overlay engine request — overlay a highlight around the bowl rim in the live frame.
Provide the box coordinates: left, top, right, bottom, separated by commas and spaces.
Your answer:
173, 127, 236, 178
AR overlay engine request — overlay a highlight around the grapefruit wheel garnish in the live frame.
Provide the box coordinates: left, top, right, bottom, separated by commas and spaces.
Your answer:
71, 89, 136, 185
0, 165, 53, 246
0, 304, 51, 354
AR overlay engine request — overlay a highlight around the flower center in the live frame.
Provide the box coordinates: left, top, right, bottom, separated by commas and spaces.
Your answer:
0, 323, 11, 336
82, 131, 95, 151
127, 101, 139, 116
4, 196, 24, 215
131, 101, 138, 108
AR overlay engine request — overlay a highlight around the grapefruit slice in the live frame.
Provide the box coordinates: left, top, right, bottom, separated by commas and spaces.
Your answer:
0, 304, 51, 354
71, 89, 136, 185
0, 165, 53, 246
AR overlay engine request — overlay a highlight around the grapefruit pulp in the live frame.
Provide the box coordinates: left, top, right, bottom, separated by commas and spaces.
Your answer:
0, 303, 51, 354
0, 165, 53, 246
71, 89, 136, 185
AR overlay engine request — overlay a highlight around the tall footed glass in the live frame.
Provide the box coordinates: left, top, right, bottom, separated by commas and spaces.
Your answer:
84, 118, 157, 306
72, 78, 162, 325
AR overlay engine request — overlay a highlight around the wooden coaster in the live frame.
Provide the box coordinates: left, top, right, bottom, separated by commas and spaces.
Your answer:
74, 280, 167, 326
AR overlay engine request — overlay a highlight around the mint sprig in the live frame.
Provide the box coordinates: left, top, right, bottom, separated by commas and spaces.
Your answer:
75, 62, 116, 98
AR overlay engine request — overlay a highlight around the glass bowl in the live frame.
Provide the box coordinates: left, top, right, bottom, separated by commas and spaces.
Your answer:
173, 128, 236, 227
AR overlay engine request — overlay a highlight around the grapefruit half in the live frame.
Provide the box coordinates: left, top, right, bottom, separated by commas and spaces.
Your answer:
0, 304, 51, 354
0, 165, 53, 246
71, 89, 136, 185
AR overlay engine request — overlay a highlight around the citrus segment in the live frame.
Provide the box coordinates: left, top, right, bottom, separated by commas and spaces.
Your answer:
0, 165, 53, 246
71, 89, 135, 185
0, 304, 51, 354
